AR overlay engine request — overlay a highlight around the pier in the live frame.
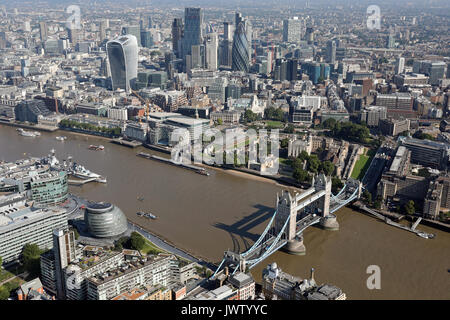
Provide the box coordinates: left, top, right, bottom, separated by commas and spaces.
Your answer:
357, 204, 435, 239
68, 177, 104, 186
111, 137, 142, 148
137, 152, 209, 176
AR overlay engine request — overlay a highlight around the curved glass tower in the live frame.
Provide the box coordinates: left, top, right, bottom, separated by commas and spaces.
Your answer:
106, 34, 138, 92
232, 13, 251, 73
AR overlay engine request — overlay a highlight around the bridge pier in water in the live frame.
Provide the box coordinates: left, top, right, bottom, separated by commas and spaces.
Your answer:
211, 175, 362, 279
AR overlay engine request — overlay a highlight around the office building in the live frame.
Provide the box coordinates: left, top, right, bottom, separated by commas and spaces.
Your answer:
413, 60, 446, 86
283, 17, 303, 43
0, 206, 68, 264
140, 31, 153, 48
172, 18, 183, 58
121, 25, 141, 46
182, 8, 203, 60
205, 33, 218, 71
232, 13, 251, 72
359, 106, 387, 127
400, 136, 447, 169
0, 32, 6, 49
106, 35, 138, 92
15, 99, 52, 123
395, 57, 405, 74
377, 146, 429, 201
223, 22, 233, 42
39, 21, 47, 42
379, 118, 410, 136
387, 34, 395, 49
68, 28, 78, 46
423, 181, 443, 220
30, 171, 68, 207
84, 202, 127, 239
326, 40, 336, 64
375, 93, 414, 118
99, 20, 107, 42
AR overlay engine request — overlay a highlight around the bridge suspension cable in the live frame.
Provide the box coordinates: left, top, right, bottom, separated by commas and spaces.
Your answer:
241, 210, 278, 258
210, 258, 226, 280
246, 214, 291, 266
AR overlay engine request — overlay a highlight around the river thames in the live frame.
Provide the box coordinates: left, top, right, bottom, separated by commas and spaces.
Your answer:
1, 124, 449, 299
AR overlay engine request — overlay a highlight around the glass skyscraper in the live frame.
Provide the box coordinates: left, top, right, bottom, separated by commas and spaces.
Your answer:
182, 8, 203, 59
106, 35, 138, 92
232, 13, 251, 72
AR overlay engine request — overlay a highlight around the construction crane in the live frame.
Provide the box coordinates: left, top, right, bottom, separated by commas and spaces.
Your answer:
131, 89, 150, 126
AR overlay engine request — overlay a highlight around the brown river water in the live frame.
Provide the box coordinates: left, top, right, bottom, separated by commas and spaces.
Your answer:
1, 124, 449, 299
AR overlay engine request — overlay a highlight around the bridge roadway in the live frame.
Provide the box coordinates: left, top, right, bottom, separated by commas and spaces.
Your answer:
211, 179, 362, 278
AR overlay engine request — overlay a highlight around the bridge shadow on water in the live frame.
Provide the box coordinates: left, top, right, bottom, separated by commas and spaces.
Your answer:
212, 204, 274, 254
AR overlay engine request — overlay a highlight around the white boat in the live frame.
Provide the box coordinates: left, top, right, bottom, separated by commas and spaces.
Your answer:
71, 163, 106, 183
56, 136, 67, 141
89, 145, 104, 150
143, 213, 157, 219
18, 129, 40, 137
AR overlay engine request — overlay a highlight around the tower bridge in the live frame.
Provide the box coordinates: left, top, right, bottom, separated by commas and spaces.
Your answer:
211, 174, 362, 278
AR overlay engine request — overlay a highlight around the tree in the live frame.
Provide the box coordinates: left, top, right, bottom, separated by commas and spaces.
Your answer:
280, 138, 289, 149
322, 118, 336, 129
217, 118, 223, 125
403, 200, 415, 215
73, 229, 80, 240
130, 232, 146, 251
293, 168, 309, 184
298, 151, 309, 162
292, 158, 304, 171
0, 256, 2, 267
332, 177, 344, 194
22, 243, 43, 277
307, 155, 320, 173
320, 161, 335, 176
284, 124, 295, 134
243, 109, 258, 123
0, 286, 9, 300
373, 199, 382, 209
363, 189, 372, 204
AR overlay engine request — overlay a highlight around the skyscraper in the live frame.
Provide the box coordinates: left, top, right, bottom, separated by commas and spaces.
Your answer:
205, 33, 218, 71
140, 30, 153, 48
223, 21, 233, 42
219, 40, 233, 68
283, 17, 303, 43
182, 8, 203, 60
326, 40, 336, 64
232, 13, 251, 72
106, 35, 138, 92
395, 57, 405, 74
305, 27, 314, 44
190, 44, 205, 69
99, 20, 107, 42
0, 32, 6, 49
68, 28, 78, 47
122, 25, 141, 46
387, 34, 395, 49
53, 229, 76, 299
172, 18, 183, 58
39, 21, 48, 42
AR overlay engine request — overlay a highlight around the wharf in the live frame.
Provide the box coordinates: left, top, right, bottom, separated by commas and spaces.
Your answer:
355, 203, 435, 239
137, 152, 209, 176
111, 138, 142, 148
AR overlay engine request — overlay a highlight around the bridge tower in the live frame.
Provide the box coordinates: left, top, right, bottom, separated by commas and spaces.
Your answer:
314, 173, 339, 230
276, 190, 306, 255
